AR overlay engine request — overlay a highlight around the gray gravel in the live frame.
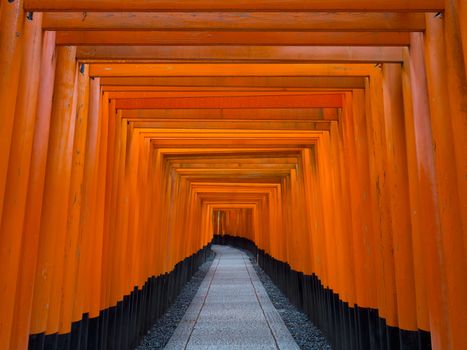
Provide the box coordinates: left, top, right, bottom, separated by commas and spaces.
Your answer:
246, 253, 332, 350
136, 252, 216, 350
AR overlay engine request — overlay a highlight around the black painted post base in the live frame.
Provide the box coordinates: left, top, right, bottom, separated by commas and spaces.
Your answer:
29, 243, 214, 350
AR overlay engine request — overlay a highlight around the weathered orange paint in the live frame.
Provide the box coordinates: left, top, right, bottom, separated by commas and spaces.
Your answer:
99, 76, 366, 89
24, 0, 444, 12
42, 12, 426, 32
443, 0, 467, 277
404, 34, 450, 347
0, 11, 42, 349
59, 63, 90, 333
382, 64, 418, 331
426, 10, 467, 349
10, 29, 57, 350
73, 76, 101, 322
366, 71, 399, 327
0, 0, 24, 234
89, 63, 379, 77
56, 31, 412, 47
75, 45, 404, 63
30, 46, 78, 335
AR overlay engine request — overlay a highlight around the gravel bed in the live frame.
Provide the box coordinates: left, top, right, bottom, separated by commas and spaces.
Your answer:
136, 252, 216, 350
246, 252, 332, 350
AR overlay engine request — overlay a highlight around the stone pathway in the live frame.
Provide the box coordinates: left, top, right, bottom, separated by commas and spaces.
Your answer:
165, 245, 300, 350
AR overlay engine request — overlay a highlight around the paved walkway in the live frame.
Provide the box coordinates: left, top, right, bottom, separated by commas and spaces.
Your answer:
165, 245, 299, 350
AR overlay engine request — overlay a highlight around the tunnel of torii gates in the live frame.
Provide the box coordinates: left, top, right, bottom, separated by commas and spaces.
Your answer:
0, 0, 466, 349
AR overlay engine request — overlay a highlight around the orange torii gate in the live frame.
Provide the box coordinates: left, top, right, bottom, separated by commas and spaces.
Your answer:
0, 1, 465, 349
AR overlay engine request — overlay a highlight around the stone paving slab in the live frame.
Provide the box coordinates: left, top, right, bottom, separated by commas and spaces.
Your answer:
164, 245, 299, 350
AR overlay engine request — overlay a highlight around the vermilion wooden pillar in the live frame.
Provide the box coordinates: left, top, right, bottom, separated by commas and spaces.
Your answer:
109, 110, 129, 304
0, 11, 42, 350
30, 45, 78, 338
11, 29, 57, 350
401, 48, 432, 339
89, 89, 108, 320
456, 0, 467, 64
73, 76, 102, 323
444, 0, 467, 258
351, 90, 377, 314
366, 72, 400, 336
382, 64, 419, 338
321, 129, 337, 300
340, 92, 360, 308
126, 126, 143, 289
300, 147, 318, 275
404, 33, 449, 349
100, 96, 117, 313
426, 12, 467, 350
0, 0, 24, 230
331, 118, 357, 316
59, 63, 90, 334
339, 90, 365, 306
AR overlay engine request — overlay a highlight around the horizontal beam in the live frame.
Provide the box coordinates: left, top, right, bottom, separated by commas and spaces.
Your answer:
77, 46, 404, 63
56, 31, 411, 46
165, 158, 303, 168
205, 204, 261, 208
194, 185, 285, 190
115, 94, 343, 109
102, 86, 355, 92
169, 156, 300, 164
159, 148, 303, 157
90, 63, 377, 77
182, 173, 286, 180
108, 91, 345, 99
195, 186, 276, 192
122, 108, 339, 120
100, 76, 366, 88
139, 128, 324, 136
186, 176, 284, 182
201, 196, 268, 202
150, 139, 317, 147
176, 168, 294, 174
25, 0, 444, 12
43, 12, 425, 31
167, 156, 301, 164
130, 120, 332, 131
180, 173, 287, 180
178, 168, 298, 175
194, 177, 283, 183
171, 165, 297, 174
